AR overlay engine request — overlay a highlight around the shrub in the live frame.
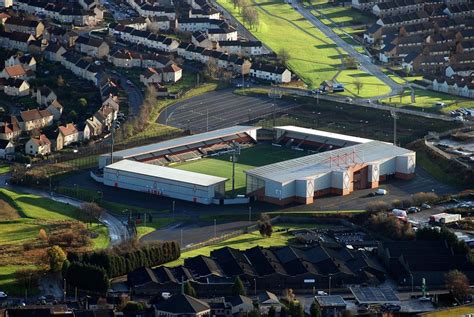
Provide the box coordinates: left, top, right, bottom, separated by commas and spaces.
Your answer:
65, 262, 109, 293
367, 213, 414, 240
412, 192, 439, 206
366, 200, 390, 212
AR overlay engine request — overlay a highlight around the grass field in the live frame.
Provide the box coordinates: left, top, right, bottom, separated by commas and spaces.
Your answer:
0, 189, 110, 294
380, 88, 474, 111
165, 223, 320, 267
173, 144, 305, 194
216, 0, 390, 97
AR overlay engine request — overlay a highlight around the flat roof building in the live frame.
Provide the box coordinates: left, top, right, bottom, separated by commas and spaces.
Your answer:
103, 160, 227, 204
245, 140, 415, 205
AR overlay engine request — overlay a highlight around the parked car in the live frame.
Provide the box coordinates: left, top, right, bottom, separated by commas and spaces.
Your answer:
316, 291, 328, 296
345, 97, 353, 103
407, 206, 420, 213
374, 188, 387, 195
381, 304, 401, 312
0, 291, 7, 299
421, 203, 431, 209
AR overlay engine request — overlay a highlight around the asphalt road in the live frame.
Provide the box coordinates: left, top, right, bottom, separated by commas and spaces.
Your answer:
157, 89, 299, 132
107, 71, 144, 117
293, 1, 403, 96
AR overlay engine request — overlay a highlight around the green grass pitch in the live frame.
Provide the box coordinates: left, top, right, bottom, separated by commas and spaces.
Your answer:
172, 144, 306, 195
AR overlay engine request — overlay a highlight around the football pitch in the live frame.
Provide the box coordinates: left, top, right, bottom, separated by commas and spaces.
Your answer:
173, 144, 306, 195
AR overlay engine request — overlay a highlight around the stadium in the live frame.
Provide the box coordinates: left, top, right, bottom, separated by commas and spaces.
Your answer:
96, 125, 416, 205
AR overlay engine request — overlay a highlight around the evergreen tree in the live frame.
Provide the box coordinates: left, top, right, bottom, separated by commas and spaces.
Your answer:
310, 301, 320, 317
268, 306, 277, 317
232, 276, 246, 296
184, 281, 197, 297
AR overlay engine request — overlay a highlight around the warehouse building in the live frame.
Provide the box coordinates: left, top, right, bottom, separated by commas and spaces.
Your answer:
245, 141, 416, 205
98, 126, 259, 168
103, 159, 227, 204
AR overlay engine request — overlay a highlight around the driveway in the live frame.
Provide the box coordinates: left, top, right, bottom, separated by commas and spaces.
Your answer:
292, 1, 403, 96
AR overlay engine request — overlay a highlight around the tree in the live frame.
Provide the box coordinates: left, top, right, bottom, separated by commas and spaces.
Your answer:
289, 301, 304, 317
57, 75, 65, 87
232, 276, 246, 296
122, 301, 145, 313
267, 306, 276, 317
68, 110, 78, 121
445, 270, 472, 302
47, 245, 67, 272
310, 301, 320, 317
184, 281, 197, 297
353, 79, 363, 95
258, 213, 273, 237
248, 309, 260, 317
80, 202, 103, 224
343, 56, 357, 69
38, 228, 48, 241
78, 98, 88, 107
278, 48, 291, 66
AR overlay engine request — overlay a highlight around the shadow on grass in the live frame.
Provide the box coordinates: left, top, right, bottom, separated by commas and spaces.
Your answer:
16, 196, 79, 220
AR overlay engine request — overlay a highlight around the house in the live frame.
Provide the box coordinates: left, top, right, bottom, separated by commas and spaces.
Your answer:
163, 64, 182, 83
35, 86, 57, 106
75, 35, 110, 58
314, 296, 347, 317
257, 291, 281, 313
20, 108, 53, 131
3, 78, 30, 96
0, 0, 13, 8
154, 294, 211, 317
5, 54, 36, 71
0, 64, 28, 80
249, 63, 291, 83
4, 17, 44, 37
47, 100, 64, 121
0, 139, 14, 159
140, 65, 183, 85
207, 296, 253, 317
44, 43, 67, 62
0, 31, 36, 52
77, 122, 91, 142
25, 134, 51, 156
85, 116, 103, 138
56, 123, 80, 150
146, 16, 174, 31
0, 116, 21, 141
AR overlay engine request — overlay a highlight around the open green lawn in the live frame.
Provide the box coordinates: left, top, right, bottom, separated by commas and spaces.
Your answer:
0, 164, 10, 174
165, 224, 318, 267
0, 188, 81, 220
137, 217, 184, 239
306, 1, 376, 26
0, 264, 40, 295
217, 0, 390, 96
380, 89, 474, 111
173, 144, 305, 194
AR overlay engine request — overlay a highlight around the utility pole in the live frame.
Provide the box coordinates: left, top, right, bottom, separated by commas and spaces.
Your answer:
214, 219, 216, 238
206, 108, 209, 132
230, 141, 240, 197
172, 200, 175, 218
180, 229, 183, 247
248, 206, 252, 224
63, 278, 67, 302
110, 121, 115, 165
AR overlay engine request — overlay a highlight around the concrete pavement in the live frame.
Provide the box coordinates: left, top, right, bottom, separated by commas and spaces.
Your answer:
292, 1, 403, 96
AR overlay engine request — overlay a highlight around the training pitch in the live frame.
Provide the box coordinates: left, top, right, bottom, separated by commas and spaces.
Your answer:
173, 144, 305, 194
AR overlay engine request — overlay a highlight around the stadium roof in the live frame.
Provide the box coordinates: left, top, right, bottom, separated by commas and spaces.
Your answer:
103, 126, 259, 160
245, 141, 413, 184
314, 295, 346, 307
105, 159, 227, 187
275, 126, 375, 145
350, 286, 400, 304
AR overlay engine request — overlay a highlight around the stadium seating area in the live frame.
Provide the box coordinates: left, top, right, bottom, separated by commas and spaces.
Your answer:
145, 132, 255, 166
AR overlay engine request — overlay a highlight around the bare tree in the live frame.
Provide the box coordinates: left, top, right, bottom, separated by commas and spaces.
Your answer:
278, 48, 291, 66
353, 78, 363, 95
80, 202, 103, 224
446, 270, 472, 303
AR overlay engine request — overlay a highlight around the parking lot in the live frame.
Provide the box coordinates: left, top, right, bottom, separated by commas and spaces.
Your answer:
157, 89, 299, 132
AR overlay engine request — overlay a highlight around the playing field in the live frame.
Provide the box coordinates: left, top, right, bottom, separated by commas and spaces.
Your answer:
173, 144, 306, 194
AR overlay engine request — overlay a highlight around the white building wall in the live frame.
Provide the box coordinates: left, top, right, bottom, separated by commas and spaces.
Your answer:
103, 168, 219, 204
295, 179, 310, 198
378, 157, 397, 176
396, 153, 416, 174
368, 163, 380, 183
331, 171, 345, 189
313, 173, 331, 190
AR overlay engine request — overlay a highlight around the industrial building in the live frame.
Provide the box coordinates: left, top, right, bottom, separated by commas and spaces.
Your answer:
245, 140, 416, 205
103, 160, 227, 204
98, 126, 259, 168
